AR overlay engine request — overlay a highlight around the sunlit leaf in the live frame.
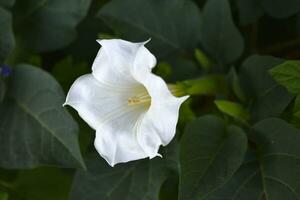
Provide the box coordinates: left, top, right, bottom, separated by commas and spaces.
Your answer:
270, 60, 300, 94
214, 100, 250, 122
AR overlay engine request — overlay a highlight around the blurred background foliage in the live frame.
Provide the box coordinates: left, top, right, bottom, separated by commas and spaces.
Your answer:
1, 0, 300, 199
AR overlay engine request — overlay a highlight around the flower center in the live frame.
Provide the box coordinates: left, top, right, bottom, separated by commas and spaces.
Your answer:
128, 92, 151, 106
127, 84, 185, 106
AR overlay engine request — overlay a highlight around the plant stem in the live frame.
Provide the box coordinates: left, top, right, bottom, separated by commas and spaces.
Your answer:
170, 75, 228, 97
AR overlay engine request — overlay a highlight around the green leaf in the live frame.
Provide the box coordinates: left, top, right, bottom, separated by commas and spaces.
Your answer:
200, 0, 244, 64
0, 77, 5, 103
270, 60, 300, 94
159, 177, 179, 200
179, 115, 247, 200
240, 55, 293, 121
235, 0, 264, 25
214, 100, 250, 122
205, 118, 300, 200
261, 0, 300, 18
10, 167, 73, 200
71, 141, 179, 200
178, 75, 229, 96
97, 0, 201, 57
0, 192, 8, 200
13, 0, 91, 52
0, 64, 85, 169
228, 67, 246, 102
0, 7, 15, 64
194, 48, 212, 71
293, 95, 300, 117
0, 0, 15, 8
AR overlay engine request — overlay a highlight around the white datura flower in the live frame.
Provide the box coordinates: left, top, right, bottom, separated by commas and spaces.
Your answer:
64, 39, 188, 166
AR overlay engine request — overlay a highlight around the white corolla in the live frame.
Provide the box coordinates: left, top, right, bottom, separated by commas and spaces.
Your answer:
64, 39, 188, 166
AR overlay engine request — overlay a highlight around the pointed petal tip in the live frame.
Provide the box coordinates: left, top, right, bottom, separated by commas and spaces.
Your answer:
180, 95, 190, 103
108, 161, 115, 167
149, 152, 162, 159
96, 39, 102, 45
142, 38, 151, 45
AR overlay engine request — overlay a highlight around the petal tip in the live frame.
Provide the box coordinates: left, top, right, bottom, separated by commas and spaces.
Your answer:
142, 38, 151, 45
179, 95, 190, 104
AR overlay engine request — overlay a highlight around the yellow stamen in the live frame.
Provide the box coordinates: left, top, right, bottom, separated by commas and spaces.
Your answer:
128, 94, 151, 105
127, 84, 185, 106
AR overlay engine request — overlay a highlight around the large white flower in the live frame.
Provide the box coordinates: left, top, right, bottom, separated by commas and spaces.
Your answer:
64, 39, 188, 166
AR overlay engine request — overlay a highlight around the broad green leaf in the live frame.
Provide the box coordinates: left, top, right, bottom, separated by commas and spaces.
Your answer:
9, 167, 73, 200
0, 0, 15, 8
214, 100, 250, 122
205, 118, 300, 200
235, 0, 264, 25
0, 7, 15, 64
0, 64, 85, 169
261, 0, 300, 18
270, 60, 300, 94
0, 192, 8, 200
240, 55, 293, 121
97, 0, 201, 57
179, 115, 247, 200
13, 0, 91, 52
200, 0, 244, 64
71, 141, 179, 200
159, 177, 179, 200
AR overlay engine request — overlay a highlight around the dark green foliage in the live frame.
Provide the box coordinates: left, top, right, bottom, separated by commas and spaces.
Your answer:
13, 0, 92, 52
179, 116, 247, 200
235, 0, 264, 25
98, 0, 201, 57
200, 0, 244, 64
0, 6, 14, 64
239, 55, 293, 122
205, 118, 300, 200
0, 64, 84, 169
70, 141, 179, 200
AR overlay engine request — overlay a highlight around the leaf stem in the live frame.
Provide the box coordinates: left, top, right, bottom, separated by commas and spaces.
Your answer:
169, 75, 228, 97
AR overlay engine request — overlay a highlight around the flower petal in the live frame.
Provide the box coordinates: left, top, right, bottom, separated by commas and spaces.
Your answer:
127, 45, 188, 157
94, 106, 148, 166
64, 74, 136, 130
64, 74, 148, 166
92, 39, 153, 88
136, 74, 189, 157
